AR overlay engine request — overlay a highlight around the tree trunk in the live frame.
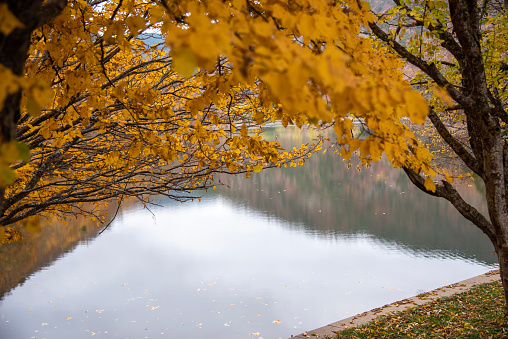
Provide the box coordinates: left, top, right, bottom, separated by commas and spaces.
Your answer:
496, 240, 508, 313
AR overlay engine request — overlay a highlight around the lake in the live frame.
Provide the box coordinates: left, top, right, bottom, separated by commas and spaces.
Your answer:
0, 127, 497, 339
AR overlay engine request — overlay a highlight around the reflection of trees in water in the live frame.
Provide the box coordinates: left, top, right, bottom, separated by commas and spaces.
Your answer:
0, 205, 115, 300
214, 127, 496, 265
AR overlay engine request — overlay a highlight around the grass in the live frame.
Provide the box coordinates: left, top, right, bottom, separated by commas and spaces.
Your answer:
334, 278, 508, 338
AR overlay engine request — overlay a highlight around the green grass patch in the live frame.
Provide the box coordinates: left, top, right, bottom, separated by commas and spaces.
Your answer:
334, 280, 508, 338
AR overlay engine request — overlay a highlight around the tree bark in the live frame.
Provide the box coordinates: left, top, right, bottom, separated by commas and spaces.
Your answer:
496, 240, 508, 313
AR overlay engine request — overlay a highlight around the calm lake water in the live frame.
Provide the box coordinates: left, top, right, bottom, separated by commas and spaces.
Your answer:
0, 127, 497, 339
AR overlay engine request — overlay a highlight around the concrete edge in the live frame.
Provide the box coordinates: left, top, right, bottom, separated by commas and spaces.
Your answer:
289, 270, 501, 339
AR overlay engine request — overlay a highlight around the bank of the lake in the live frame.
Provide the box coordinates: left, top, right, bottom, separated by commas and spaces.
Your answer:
335, 272, 507, 338
292, 270, 502, 338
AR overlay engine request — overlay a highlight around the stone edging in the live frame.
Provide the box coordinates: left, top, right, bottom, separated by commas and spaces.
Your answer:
289, 270, 501, 339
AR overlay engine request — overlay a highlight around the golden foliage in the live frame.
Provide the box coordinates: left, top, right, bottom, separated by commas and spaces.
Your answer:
0, 0, 455, 227
0, 0, 323, 227
0, 227, 22, 245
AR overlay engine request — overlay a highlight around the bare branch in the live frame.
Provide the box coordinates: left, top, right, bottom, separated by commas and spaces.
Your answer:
427, 109, 483, 177
368, 21, 474, 110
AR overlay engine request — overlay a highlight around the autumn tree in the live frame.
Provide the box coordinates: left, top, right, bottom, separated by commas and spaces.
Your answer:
0, 0, 316, 234
364, 0, 508, 308
2, 0, 508, 311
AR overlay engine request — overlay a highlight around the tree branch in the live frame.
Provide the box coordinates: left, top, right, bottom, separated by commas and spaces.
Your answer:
368, 21, 474, 110
427, 108, 483, 177
403, 167, 496, 243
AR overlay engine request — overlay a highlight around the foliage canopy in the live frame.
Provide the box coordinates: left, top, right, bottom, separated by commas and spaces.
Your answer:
0, 0, 432, 232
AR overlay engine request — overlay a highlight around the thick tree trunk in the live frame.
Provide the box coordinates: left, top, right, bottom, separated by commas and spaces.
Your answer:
496, 240, 508, 313
482, 130, 508, 310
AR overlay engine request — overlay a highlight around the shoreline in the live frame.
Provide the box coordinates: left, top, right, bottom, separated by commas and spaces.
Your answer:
290, 270, 501, 338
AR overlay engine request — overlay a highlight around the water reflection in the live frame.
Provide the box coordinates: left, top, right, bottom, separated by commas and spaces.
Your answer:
211, 126, 494, 265
0, 127, 498, 339
0, 207, 110, 299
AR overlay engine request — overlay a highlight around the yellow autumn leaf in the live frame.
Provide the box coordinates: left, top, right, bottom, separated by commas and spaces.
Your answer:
232, 0, 244, 9
403, 90, 429, 125
340, 147, 352, 161
424, 176, 436, 192
281, 116, 289, 128
434, 86, 454, 106
297, 14, 315, 35
255, 21, 274, 38
241, 123, 248, 137
349, 139, 362, 151
0, 4, 24, 36
102, 22, 122, 43
125, 16, 146, 35
360, 1, 371, 11
253, 164, 263, 173
360, 140, 370, 157
443, 169, 454, 183
415, 147, 432, 161
26, 80, 54, 116
172, 47, 197, 78
333, 123, 344, 140
263, 73, 287, 101
253, 110, 264, 124
370, 142, 382, 162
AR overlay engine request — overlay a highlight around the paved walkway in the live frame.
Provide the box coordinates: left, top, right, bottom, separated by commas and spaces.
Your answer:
290, 270, 501, 338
